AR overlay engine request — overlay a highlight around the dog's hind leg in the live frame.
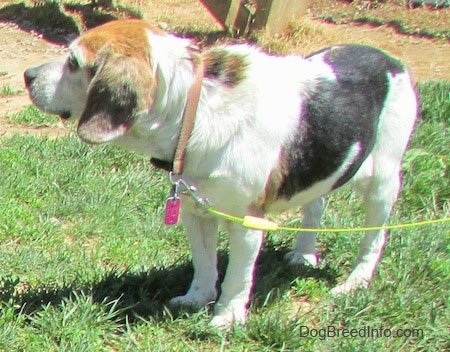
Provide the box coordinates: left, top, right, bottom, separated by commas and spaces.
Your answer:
210, 223, 264, 327
330, 165, 402, 295
330, 70, 417, 295
170, 212, 219, 307
285, 197, 324, 267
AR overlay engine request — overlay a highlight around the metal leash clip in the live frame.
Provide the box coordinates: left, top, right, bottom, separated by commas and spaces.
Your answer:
166, 172, 212, 216
178, 180, 211, 213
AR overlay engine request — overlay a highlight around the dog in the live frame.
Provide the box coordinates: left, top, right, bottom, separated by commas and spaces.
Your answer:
24, 19, 418, 327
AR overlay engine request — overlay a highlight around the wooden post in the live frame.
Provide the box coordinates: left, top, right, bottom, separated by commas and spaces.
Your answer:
200, 0, 253, 36
252, 0, 311, 33
200, 0, 311, 36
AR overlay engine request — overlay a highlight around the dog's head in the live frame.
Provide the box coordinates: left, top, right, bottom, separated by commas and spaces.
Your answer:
24, 20, 158, 144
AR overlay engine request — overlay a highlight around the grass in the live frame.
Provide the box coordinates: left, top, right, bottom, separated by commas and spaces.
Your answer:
0, 84, 22, 97
311, 0, 450, 40
402, 81, 450, 210
0, 0, 448, 47
0, 80, 448, 350
0, 0, 218, 45
6, 105, 60, 127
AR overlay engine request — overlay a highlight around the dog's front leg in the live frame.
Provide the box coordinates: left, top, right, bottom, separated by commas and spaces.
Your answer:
170, 212, 219, 307
210, 222, 264, 328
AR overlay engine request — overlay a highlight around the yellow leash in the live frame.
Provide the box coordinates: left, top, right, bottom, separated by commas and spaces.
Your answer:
206, 207, 450, 233
169, 174, 449, 233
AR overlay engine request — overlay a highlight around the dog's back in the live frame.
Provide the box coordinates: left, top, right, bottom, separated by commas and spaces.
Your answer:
263, 44, 417, 212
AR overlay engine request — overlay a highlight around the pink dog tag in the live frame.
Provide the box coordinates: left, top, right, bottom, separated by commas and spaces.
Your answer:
164, 197, 181, 225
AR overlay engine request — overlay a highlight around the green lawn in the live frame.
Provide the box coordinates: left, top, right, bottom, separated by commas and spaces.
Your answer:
0, 79, 448, 350
1, 0, 449, 349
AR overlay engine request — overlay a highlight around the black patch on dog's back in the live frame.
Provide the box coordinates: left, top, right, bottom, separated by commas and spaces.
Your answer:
277, 45, 406, 199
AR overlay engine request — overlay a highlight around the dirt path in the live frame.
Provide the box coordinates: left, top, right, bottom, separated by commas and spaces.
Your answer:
0, 22, 66, 137
288, 18, 450, 82
0, 16, 449, 136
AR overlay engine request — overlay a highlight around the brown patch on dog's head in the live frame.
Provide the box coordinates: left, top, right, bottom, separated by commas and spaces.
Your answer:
75, 20, 160, 144
78, 19, 158, 63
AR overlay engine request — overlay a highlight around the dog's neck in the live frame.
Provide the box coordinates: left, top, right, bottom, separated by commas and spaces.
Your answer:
149, 56, 204, 174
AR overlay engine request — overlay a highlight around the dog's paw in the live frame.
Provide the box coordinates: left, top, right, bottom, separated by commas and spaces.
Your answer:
169, 290, 216, 308
330, 278, 369, 296
209, 305, 247, 329
285, 251, 319, 267
210, 314, 234, 329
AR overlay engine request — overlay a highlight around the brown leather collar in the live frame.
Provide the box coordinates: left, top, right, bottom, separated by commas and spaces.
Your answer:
150, 56, 204, 174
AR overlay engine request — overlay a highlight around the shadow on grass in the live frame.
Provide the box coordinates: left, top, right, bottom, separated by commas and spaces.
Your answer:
0, 1, 80, 44
0, 1, 139, 45
0, 244, 337, 325
353, 17, 450, 40
320, 10, 449, 41
0, 1, 230, 46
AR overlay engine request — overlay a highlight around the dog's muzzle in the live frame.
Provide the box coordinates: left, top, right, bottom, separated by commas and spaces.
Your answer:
24, 67, 72, 119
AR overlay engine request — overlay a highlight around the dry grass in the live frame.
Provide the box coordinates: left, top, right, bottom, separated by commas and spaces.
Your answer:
312, 0, 450, 39
1, 0, 448, 47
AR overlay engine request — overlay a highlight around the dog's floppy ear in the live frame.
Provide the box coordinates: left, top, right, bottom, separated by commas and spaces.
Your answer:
77, 54, 155, 144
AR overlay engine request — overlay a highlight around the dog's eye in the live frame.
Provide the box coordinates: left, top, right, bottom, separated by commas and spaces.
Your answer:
68, 55, 80, 72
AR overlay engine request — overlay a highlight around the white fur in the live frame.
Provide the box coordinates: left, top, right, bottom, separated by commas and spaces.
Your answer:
24, 22, 418, 328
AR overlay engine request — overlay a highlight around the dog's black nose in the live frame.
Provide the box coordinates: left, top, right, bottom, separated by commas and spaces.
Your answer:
24, 68, 37, 87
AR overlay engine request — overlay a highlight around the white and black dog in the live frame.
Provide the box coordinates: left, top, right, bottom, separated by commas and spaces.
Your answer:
24, 19, 418, 327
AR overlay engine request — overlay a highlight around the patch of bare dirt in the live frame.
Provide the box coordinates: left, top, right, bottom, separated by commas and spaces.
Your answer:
288, 17, 450, 82
0, 22, 66, 136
